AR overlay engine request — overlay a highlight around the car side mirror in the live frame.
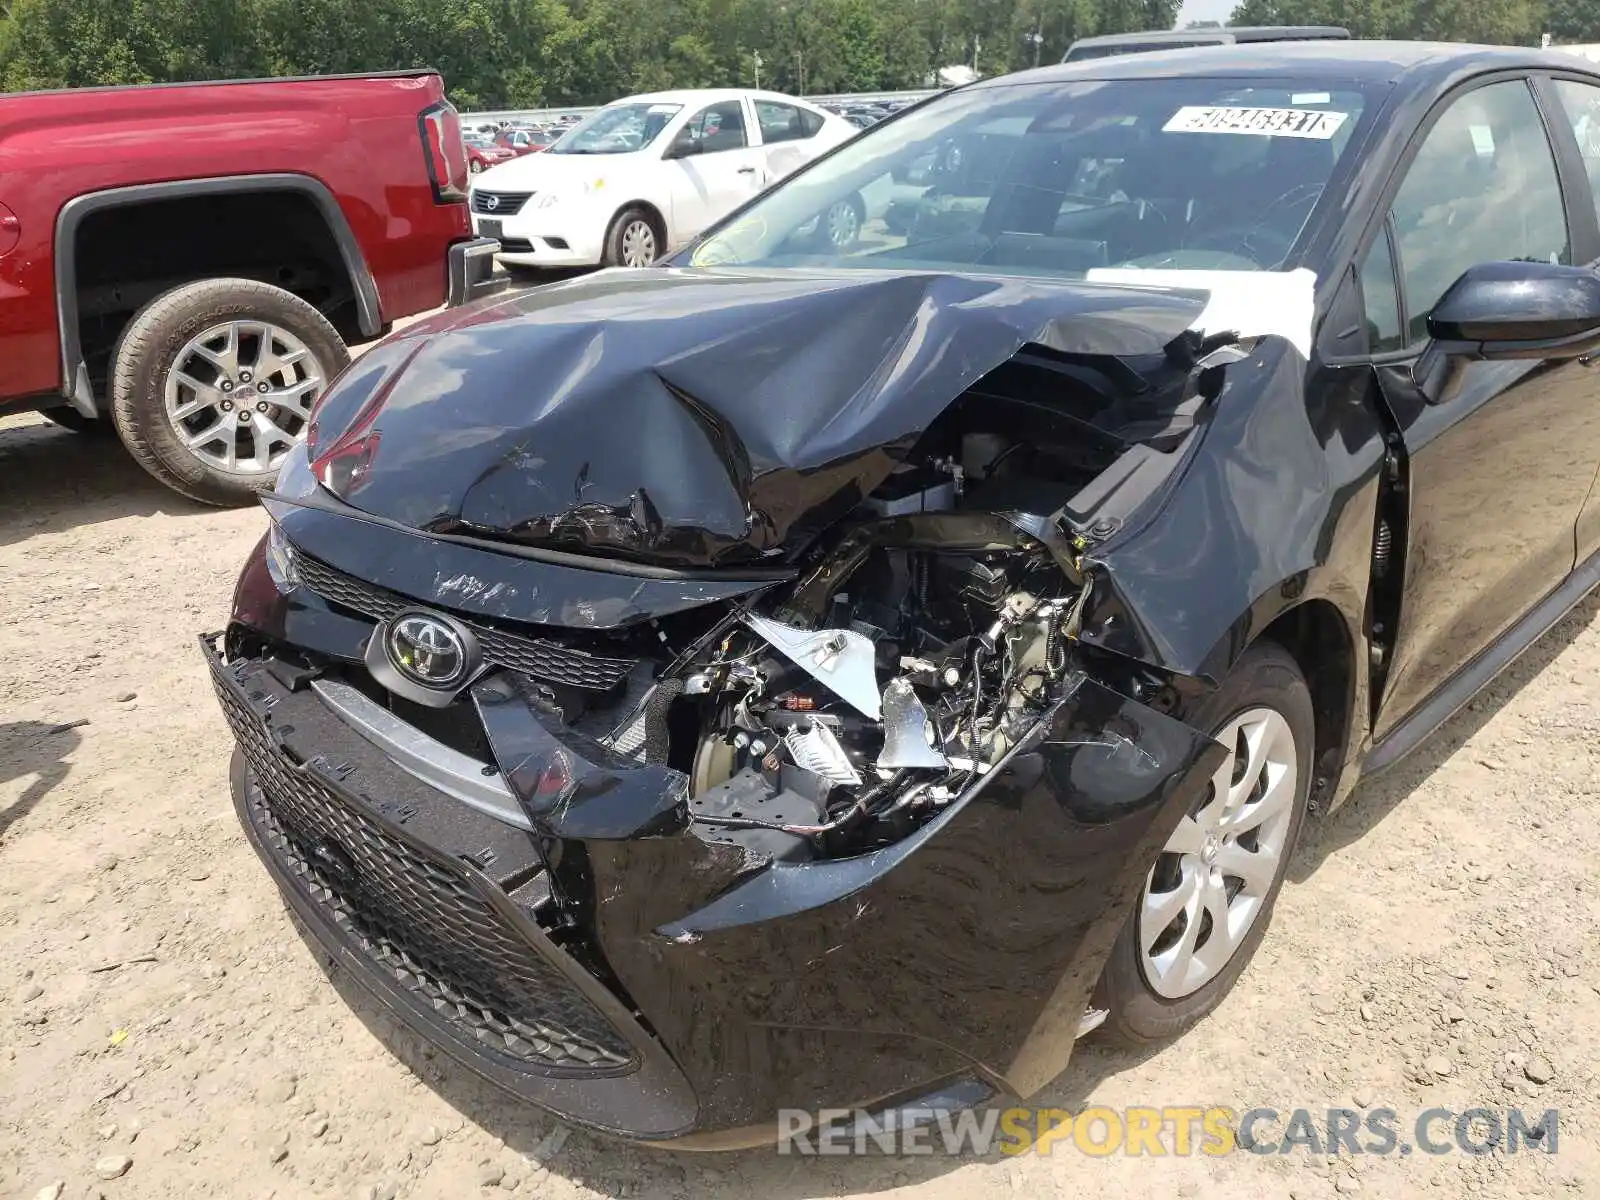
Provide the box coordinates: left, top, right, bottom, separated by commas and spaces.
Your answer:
664, 134, 701, 160
1414, 261, 1600, 402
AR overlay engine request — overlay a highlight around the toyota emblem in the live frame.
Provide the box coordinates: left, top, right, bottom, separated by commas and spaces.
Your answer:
386, 612, 470, 688
482, 193, 500, 211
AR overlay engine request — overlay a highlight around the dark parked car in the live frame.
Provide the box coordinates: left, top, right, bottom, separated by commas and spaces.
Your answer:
210, 41, 1600, 1144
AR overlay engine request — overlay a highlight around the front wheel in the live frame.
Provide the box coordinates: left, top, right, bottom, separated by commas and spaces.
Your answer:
602, 206, 664, 268
109, 277, 348, 506
1094, 640, 1314, 1044
824, 196, 864, 248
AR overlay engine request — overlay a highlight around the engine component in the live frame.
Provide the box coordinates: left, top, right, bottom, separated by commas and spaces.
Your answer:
877, 678, 948, 769
784, 723, 862, 786
744, 614, 882, 719
861, 464, 957, 517
691, 768, 827, 862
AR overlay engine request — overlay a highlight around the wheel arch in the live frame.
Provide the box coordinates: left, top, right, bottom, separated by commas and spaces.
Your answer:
610, 199, 669, 251
54, 174, 380, 416
1252, 594, 1363, 816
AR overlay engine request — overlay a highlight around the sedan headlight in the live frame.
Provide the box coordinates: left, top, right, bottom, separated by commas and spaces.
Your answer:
274, 440, 319, 500
265, 520, 300, 592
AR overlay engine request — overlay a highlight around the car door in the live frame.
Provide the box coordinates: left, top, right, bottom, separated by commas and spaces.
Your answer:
1546, 74, 1600, 563
754, 98, 823, 183
663, 98, 764, 248
1362, 76, 1600, 738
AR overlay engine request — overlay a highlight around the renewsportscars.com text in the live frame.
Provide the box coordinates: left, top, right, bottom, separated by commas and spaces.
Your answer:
776, 1105, 1560, 1157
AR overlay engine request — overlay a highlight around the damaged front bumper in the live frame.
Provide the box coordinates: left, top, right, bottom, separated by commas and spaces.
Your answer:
205, 625, 1222, 1144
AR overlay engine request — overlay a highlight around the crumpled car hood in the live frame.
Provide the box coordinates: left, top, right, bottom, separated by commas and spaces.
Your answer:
308, 267, 1209, 569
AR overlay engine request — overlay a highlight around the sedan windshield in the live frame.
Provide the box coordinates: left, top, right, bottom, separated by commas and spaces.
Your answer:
687, 78, 1372, 276
548, 102, 684, 155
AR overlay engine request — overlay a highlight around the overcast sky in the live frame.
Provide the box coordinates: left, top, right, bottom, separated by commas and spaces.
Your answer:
1176, 0, 1237, 25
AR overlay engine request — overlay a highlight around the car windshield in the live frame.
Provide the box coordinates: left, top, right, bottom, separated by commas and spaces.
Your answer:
686, 77, 1372, 277
548, 101, 684, 154
463, 132, 493, 147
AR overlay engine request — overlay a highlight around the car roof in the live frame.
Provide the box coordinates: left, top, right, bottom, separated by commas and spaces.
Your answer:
1068, 25, 1350, 50
986, 39, 1595, 88
617, 87, 826, 110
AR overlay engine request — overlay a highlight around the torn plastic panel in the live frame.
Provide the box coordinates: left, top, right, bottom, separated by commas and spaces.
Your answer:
1072, 334, 1356, 682
302, 266, 1210, 570
577, 676, 1225, 1127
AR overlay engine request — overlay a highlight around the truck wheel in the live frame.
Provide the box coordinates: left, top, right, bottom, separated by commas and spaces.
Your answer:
1094, 640, 1313, 1045
110, 278, 348, 506
602, 206, 663, 268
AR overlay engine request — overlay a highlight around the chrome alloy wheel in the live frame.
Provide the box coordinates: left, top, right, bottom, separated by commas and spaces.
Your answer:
164, 320, 326, 476
619, 218, 658, 267
1139, 706, 1298, 999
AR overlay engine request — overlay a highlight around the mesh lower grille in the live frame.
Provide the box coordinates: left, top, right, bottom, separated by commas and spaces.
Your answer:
295, 554, 638, 692
215, 669, 634, 1072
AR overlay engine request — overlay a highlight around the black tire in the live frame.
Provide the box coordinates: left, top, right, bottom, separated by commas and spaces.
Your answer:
602, 205, 664, 268
1095, 639, 1314, 1045
109, 277, 348, 507
39, 407, 117, 436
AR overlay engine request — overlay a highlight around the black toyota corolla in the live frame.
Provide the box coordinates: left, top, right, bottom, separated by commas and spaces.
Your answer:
208, 42, 1600, 1144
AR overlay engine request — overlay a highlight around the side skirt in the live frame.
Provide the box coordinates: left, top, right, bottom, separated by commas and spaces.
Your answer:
1363, 545, 1600, 777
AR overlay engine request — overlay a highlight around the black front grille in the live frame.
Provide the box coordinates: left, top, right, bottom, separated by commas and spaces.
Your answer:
214, 668, 635, 1072
500, 238, 535, 254
472, 190, 532, 215
296, 554, 638, 692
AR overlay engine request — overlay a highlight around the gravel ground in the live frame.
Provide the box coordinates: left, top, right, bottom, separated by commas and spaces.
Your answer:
1, 402, 1598, 1200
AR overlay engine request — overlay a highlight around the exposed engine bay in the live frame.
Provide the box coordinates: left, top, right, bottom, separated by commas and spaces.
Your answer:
680, 532, 1087, 862
517, 340, 1215, 865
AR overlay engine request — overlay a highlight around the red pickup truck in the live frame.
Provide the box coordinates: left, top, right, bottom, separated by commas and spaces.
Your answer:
0, 70, 502, 504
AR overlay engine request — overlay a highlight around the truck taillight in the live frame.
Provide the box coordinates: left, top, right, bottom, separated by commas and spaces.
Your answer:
419, 101, 469, 203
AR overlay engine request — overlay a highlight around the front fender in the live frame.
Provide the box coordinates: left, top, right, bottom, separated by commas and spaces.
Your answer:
572, 674, 1224, 1129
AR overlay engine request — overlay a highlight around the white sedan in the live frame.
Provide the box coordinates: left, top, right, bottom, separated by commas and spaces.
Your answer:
467, 88, 859, 269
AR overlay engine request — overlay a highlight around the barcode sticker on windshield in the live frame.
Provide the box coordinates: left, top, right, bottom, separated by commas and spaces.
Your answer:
1163, 105, 1348, 139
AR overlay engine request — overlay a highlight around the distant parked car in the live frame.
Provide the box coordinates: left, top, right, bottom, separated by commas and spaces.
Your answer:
1063, 25, 1350, 62
494, 127, 557, 156
468, 88, 855, 268
464, 130, 517, 174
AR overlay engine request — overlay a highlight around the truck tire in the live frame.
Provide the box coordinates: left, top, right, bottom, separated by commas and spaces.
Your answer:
110, 278, 348, 506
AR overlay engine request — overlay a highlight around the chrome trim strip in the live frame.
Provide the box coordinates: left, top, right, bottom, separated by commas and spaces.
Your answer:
309, 678, 531, 831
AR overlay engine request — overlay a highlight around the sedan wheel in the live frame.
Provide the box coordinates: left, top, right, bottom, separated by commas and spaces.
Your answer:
1140, 706, 1297, 999
1093, 639, 1313, 1045
619, 218, 657, 267
825, 199, 862, 248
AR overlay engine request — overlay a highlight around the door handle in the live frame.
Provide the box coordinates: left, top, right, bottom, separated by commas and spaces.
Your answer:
737, 166, 757, 174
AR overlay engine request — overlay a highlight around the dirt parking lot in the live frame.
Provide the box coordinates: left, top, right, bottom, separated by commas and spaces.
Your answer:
1, 401, 1597, 1200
